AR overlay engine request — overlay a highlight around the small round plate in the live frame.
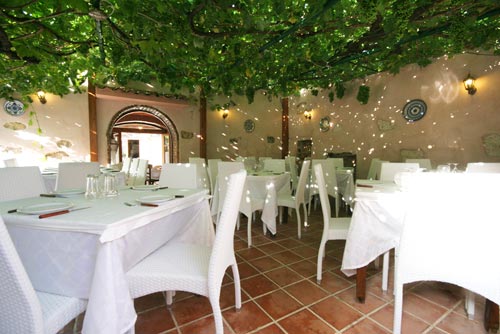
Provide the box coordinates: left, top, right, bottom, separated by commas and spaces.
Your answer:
319, 116, 331, 132
402, 99, 427, 122
18, 202, 74, 215
244, 119, 255, 133
137, 195, 174, 204
4, 100, 25, 116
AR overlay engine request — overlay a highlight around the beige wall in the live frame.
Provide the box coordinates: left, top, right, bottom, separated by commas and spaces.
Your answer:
0, 92, 90, 168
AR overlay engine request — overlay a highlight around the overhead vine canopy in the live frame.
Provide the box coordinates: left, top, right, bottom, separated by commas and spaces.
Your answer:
1, 0, 499, 103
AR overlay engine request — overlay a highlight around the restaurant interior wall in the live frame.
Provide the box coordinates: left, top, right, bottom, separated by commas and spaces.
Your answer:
0, 93, 90, 169
206, 93, 283, 161
288, 52, 500, 178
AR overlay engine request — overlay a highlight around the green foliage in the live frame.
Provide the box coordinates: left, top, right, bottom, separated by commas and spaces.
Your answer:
335, 83, 345, 99
0, 0, 499, 101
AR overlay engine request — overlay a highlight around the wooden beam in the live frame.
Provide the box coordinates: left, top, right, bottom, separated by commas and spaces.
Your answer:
88, 82, 98, 162
199, 91, 207, 158
281, 97, 289, 158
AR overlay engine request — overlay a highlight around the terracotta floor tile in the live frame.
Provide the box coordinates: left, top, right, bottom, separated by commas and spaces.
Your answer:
134, 292, 166, 312
337, 287, 387, 315
310, 296, 363, 331
135, 306, 176, 334
291, 244, 318, 259
276, 238, 305, 249
279, 309, 337, 334
271, 250, 304, 265
255, 290, 302, 320
220, 283, 250, 310
251, 324, 286, 333
257, 242, 287, 255
316, 271, 352, 294
342, 318, 391, 334
178, 315, 231, 334
237, 247, 266, 261
241, 274, 279, 298
436, 311, 489, 334
265, 266, 304, 287
402, 293, 448, 324
288, 259, 317, 278
411, 282, 463, 309
223, 301, 273, 334
284, 280, 329, 306
250, 255, 284, 272
370, 303, 430, 334
169, 295, 213, 326
236, 261, 260, 279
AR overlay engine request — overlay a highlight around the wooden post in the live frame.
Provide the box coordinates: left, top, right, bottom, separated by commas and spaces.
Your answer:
281, 97, 289, 158
199, 90, 207, 158
88, 82, 98, 162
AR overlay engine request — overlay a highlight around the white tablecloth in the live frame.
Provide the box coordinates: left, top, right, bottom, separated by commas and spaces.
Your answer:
341, 180, 404, 276
211, 172, 290, 235
336, 169, 355, 205
1, 188, 214, 334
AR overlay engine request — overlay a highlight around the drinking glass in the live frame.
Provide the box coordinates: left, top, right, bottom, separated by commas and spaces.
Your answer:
103, 173, 118, 197
85, 174, 99, 200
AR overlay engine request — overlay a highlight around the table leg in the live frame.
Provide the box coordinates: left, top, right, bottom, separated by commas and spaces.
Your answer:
356, 266, 367, 303
484, 299, 499, 332
283, 207, 288, 224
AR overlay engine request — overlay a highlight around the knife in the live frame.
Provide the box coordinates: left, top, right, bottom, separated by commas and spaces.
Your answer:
39, 206, 91, 219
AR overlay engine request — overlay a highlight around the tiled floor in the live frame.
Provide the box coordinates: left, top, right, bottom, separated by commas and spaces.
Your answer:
65, 206, 495, 334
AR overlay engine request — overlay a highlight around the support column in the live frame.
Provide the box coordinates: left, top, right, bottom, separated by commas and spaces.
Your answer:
88, 82, 98, 162
281, 97, 289, 158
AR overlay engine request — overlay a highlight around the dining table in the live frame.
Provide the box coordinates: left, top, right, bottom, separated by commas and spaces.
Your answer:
340, 177, 499, 331
210, 171, 290, 236
0, 186, 214, 334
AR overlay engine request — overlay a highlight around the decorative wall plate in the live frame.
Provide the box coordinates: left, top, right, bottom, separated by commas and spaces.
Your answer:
244, 119, 255, 133
4, 99, 25, 116
319, 116, 331, 132
402, 99, 426, 122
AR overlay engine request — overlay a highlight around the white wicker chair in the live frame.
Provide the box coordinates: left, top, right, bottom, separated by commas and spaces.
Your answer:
405, 158, 432, 170
309, 159, 340, 217
158, 163, 200, 189
121, 157, 132, 174
0, 166, 47, 201
55, 162, 100, 191
129, 159, 149, 186
314, 164, 351, 283
393, 173, 500, 334
207, 159, 222, 195
127, 170, 246, 334
379, 162, 419, 182
277, 160, 310, 239
0, 217, 87, 334
465, 162, 500, 173
285, 156, 298, 193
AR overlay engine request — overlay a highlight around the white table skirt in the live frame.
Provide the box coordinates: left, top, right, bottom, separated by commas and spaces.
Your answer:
1, 189, 214, 334
211, 172, 290, 235
341, 181, 404, 276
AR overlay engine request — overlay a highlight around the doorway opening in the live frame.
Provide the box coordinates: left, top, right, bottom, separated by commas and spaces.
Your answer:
106, 105, 179, 166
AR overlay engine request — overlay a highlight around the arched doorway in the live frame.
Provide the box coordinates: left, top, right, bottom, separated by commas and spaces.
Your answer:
106, 105, 179, 165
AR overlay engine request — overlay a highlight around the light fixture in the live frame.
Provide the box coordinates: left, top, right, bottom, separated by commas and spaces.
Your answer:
463, 73, 477, 95
37, 91, 47, 104
304, 110, 312, 120
222, 109, 229, 119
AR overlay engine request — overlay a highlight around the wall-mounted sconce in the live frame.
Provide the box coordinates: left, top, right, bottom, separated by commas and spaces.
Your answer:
222, 109, 229, 119
463, 73, 477, 95
37, 91, 47, 104
304, 110, 312, 120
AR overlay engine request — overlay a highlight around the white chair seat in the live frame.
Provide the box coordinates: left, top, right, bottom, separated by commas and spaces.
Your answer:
39, 292, 88, 334
128, 242, 211, 299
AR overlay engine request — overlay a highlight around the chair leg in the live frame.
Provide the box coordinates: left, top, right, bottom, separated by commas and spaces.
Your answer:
393, 284, 403, 334
165, 291, 174, 305
231, 263, 242, 309
295, 207, 301, 239
279, 206, 283, 223
334, 196, 340, 218
247, 214, 252, 247
465, 290, 475, 320
236, 214, 240, 230
382, 251, 390, 292
209, 297, 224, 334
317, 240, 326, 283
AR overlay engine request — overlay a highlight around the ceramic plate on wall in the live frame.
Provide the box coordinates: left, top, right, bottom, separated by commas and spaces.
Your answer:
319, 116, 331, 132
244, 119, 255, 133
4, 99, 25, 116
402, 99, 426, 122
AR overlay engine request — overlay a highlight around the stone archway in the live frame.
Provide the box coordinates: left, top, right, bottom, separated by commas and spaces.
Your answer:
106, 105, 179, 164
